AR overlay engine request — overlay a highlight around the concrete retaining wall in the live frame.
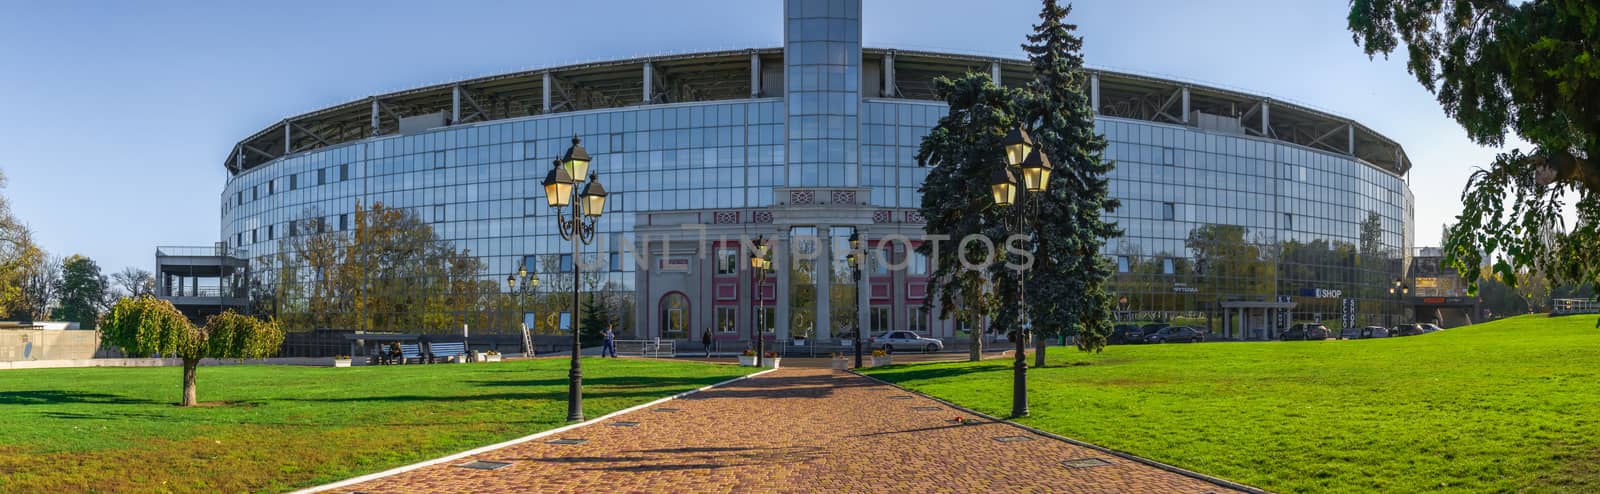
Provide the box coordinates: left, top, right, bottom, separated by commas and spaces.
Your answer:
0, 330, 100, 362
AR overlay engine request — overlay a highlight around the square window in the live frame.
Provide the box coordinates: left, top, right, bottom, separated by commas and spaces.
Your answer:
1162, 202, 1176, 221
1117, 256, 1130, 273
1162, 258, 1175, 275
434, 205, 445, 222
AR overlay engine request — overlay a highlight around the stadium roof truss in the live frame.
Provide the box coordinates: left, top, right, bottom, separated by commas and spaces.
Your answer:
226, 48, 1409, 178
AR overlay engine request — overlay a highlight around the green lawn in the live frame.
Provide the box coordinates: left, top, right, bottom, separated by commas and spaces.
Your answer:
0, 357, 751, 493
863, 314, 1600, 493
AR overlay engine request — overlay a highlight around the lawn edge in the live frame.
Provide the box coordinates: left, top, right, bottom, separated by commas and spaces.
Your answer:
287, 367, 778, 494
849, 369, 1273, 494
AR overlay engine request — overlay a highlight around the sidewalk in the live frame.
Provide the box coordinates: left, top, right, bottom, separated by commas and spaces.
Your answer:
315, 369, 1247, 493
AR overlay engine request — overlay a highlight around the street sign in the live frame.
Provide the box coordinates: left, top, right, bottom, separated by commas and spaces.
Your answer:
1341, 298, 1358, 329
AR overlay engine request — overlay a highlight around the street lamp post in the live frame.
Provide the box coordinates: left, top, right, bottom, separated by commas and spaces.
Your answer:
992, 125, 1054, 418
508, 265, 540, 345
1389, 278, 1410, 327
846, 231, 863, 369
750, 236, 773, 367
540, 136, 607, 422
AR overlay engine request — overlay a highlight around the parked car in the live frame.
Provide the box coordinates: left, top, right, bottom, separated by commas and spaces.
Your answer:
1354, 326, 1391, 339
1391, 323, 1426, 337
872, 331, 944, 353
1110, 324, 1146, 344
1143, 326, 1205, 343
1419, 323, 1444, 333
1280, 323, 1330, 341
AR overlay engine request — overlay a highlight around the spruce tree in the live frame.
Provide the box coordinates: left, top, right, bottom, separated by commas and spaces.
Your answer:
1018, 0, 1122, 364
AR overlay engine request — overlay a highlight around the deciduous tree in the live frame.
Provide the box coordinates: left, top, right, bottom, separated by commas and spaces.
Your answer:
101, 296, 285, 406
57, 255, 107, 328
1349, 0, 1600, 294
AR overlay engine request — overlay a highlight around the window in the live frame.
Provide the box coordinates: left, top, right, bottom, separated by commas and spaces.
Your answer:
252, 186, 258, 200
267, 180, 275, 194
870, 248, 890, 276
660, 293, 689, 336
1162, 258, 1175, 275
608, 253, 621, 271
1162, 202, 1176, 221
908, 250, 929, 276
716, 306, 737, 333
251, 229, 257, 243
236, 191, 242, 205
523, 198, 539, 216
339, 214, 349, 231
908, 306, 930, 334
1117, 256, 1130, 273
317, 168, 326, 186
289, 221, 298, 237
266, 224, 274, 240
434, 205, 446, 222
715, 248, 738, 275
1284, 213, 1294, 231
870, 306, 892, 334
755, 306, 776, 333
559, 254, 573, 272
339, 164, 350, 181
290, 174, 298, 190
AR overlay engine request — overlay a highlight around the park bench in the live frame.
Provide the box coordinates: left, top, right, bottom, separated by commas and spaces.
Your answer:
429, 342, 468, 363
398, 343, 425, 364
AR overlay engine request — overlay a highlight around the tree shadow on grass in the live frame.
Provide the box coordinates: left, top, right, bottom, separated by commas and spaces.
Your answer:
278, 388, 683, 404
864, 361, 1012, 384
0, 390, 158, 406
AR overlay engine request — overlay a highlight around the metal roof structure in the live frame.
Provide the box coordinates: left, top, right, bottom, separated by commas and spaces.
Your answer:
225, 47, 1411, 178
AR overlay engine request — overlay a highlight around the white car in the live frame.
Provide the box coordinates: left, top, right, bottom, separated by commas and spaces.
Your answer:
872, 331, 944, 353
1420, 323, 1444, 333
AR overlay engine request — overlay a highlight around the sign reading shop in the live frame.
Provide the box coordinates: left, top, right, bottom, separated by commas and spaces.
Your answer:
1298, 288, 1343, 299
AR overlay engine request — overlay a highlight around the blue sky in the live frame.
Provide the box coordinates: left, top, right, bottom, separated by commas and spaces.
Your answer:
0, 0, 1508, 272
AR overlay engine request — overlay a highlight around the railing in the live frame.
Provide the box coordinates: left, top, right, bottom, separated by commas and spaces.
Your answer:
1552, 299, 1600, 315
156, 245, 245, 258
160, 287, 246, 299
615, 339, 676, 358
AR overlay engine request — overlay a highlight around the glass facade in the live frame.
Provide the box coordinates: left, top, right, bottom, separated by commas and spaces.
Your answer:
222, 100, 785, 332
784, 0, 861, 188
217, 3, 1411, 337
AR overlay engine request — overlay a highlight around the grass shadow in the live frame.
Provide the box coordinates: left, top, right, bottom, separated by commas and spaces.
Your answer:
0, 390, 158, 406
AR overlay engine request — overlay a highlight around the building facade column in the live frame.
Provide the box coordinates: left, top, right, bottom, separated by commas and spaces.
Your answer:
814, 227, 832, 341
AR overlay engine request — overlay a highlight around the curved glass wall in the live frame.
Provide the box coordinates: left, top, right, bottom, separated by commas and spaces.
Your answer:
222, 99, 785, 332
220, 95, 1411, 335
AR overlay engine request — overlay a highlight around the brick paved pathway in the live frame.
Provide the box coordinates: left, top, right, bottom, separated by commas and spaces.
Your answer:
333, 369, 1244, 493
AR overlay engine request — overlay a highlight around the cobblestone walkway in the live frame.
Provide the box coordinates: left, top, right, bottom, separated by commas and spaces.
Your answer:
334, 368, 1243, 493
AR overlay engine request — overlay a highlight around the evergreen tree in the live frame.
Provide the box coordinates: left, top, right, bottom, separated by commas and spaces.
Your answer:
579, 293, 613, 347
917, 2, 1120, 415
1017, 0, 1122, 364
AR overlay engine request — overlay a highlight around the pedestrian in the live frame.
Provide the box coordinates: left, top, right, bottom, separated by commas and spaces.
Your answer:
602, 325, 617, 358
702, 328, 713, 358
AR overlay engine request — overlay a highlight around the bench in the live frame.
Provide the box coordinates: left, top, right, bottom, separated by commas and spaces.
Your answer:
429, 342, 468, 363
398, 344, 424, 365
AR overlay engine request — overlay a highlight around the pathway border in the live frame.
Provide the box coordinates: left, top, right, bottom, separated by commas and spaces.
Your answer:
287, 367, 780, 494
849, 370, 1271, 494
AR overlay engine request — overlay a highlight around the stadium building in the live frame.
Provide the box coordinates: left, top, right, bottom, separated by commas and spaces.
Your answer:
195, 0, 1415, 346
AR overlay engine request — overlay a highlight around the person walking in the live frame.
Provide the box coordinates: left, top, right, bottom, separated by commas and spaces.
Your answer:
702, 328, 713, 358
601, 325, 617, 358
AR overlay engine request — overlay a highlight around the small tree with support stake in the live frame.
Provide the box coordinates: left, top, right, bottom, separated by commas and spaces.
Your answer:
100, 296, 284, 407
